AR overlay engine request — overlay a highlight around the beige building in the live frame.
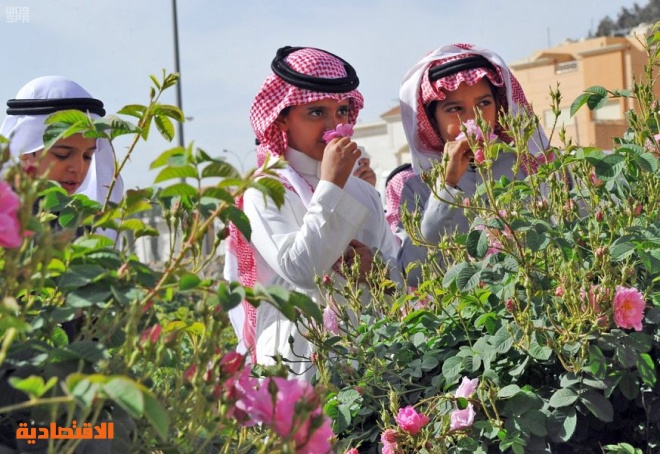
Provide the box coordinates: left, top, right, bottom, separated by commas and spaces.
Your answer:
356, 26, 657, 196
510, 29, 655, 150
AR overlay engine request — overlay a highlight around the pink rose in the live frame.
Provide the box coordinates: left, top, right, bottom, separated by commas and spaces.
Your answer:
455, 376, 479, 398
240, 377, 333, 453
323, 305, 340, 335
344, 449, 359, 454
613, 286, 646, 331
381, 428, 398, 444
220, 351, 244, 375
0, 181, 22, 249
382, 443, 398, 454
555, 286, 564, 297
395, 406, 429, 435
323, 123, 354, 142
450, 405, 476, 431
455, 119, 497, 142
473, 148, 485, 165
138, 324, 162, 347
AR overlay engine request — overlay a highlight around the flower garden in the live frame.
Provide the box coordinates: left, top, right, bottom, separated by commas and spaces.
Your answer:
1, 27, 660, 454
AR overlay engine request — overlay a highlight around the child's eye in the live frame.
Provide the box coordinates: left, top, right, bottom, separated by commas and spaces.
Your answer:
338, 106, 350, 116
309, 109, 324, 117
52, 153, 70, 160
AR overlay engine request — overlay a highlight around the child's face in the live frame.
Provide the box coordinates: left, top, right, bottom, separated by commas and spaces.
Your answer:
22, 133, 96, 194
432, 78, 497, 143
276, 98, 351, 161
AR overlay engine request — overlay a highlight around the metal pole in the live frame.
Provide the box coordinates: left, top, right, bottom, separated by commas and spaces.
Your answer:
172, 0, 184, 148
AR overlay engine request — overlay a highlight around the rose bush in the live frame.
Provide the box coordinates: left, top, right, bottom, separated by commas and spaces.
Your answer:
307, 26, 660, 454
0, 72, 330, 453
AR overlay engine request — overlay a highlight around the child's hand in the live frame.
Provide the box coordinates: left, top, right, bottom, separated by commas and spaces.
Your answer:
342, 239, 374, 283
320, 137, 360, 188
352, 158, 377, 187
443, 138, 473, 188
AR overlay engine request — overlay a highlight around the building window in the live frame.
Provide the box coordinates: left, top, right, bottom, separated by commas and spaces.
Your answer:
592, 101, 623, 121
544, 107, 575, 128
555, 61, 578, 74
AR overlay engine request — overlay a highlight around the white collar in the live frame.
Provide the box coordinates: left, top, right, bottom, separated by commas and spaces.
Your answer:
284, 147, 321, 183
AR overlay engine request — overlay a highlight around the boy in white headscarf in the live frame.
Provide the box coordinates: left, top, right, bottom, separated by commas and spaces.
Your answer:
225, 46, 399, 380
0, 76, 123, 204
397, 43, 548, 286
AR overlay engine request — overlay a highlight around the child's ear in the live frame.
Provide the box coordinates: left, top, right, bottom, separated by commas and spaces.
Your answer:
274, 114, 289, 132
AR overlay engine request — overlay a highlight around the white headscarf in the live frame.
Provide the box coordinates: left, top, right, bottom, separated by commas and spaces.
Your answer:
0, 76, 123, 204
399, 44, 548, 174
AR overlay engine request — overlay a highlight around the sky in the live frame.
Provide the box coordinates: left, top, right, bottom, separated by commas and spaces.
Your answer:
0, 0, 642, 190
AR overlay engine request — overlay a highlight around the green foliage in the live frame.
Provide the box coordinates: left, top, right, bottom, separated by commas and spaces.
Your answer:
0, 71, 318, 453
310, 23, 660, 454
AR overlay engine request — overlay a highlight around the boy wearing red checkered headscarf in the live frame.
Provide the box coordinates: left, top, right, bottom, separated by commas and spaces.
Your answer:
395, 44, 549, 286
225, 46, 399, 380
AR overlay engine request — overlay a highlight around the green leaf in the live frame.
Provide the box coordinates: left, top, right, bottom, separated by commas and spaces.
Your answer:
570, 93, 591, 117
154, 165, 198, 183
59, 265, 106, 290
117, 104, 147, 118
580, 390, 614, 422
490, 327, 513, 354
548, 407, 577, 443
154, 104, 185, 123
498, 384, 521, 398
442, 356, 464, 379
466, 229, 489, 259
286, 290, 322, 324
456, 263, 481, 291
224, 205, 252, 242
520, 409, 547, 437
586, 345, 608, 378
201, 187, 234, 204
526, 227, 550, 252
549, 388, 578, 408
587, 153, 626, 181
202, 161, 241, 179
618, 372, 639, 400
154, 115, 175, 141
159, 182, 198, 198
637, 352, 657, 387
142, 391, 169, 441
8, 375, 58, 398
103, 377, 145, 418
252, 177, 286, 209
150, 146, 187, 170
338, 388, 361, 405
179, 273, 202, 291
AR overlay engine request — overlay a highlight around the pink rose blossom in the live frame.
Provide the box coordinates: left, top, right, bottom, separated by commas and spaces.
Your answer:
0, 181, 22, 249
240, 376, 332, 453
382, 442, 398, 454
381, 429, 398, 444
345, 449, 359, 454
323, 123, 354, 142
323, 305, 340, 335
613, 286, 646, 331
220, 351, 244, 375
555, 286, 565, 297
455, 119, 497, 142
455, 376, 479, 398
395, 406, 429, 435
450, 405, 476, 431
138, 324, 162, 347
473, 148, 485, 165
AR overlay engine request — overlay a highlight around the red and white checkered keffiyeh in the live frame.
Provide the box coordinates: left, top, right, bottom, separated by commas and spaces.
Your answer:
385, 165, 416, 237
225, 47, 364, 361
399, 43, 547, 175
